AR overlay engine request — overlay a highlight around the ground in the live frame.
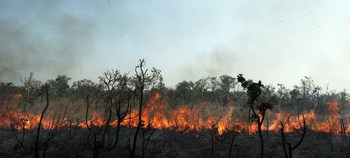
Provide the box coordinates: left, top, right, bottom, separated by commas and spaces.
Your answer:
0, 127, 349, 158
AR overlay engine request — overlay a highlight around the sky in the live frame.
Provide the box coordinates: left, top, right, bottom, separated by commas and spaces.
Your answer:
1, 0, 350, 91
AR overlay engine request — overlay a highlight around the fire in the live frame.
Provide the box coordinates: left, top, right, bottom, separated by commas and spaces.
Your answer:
0, 92, 349, 136
10, 93, 23, 99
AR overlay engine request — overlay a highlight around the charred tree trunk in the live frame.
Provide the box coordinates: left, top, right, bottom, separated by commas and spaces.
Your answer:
211, 131, 215, 158
229, 134, 236, 158
85, 94, 92, 140
93, 133, 100, 158
280, 114, 306, 158
131, 60, 148, 158
102, 107, 113, 146
257, 110, 265, 158
340, 119, 348, 145
34, 84, 50, 158
266, 116, 270, 144
131, 85, 144, 158
141, 128, 156, 158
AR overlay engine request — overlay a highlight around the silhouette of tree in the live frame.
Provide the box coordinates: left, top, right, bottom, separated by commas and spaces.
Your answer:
280, 114, 306, 158
92, 69, 130, 157
130, 59, 163, 158
237, 74, 272, 158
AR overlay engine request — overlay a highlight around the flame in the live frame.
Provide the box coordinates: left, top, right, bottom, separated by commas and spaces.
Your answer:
1, 92, 349, 136
10, 93, 23, 99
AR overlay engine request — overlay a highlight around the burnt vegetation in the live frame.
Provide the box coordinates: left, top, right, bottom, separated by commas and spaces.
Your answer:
0, 59, 350, 158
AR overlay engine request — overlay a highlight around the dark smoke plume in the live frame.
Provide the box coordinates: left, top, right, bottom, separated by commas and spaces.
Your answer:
0, 2, 95, 84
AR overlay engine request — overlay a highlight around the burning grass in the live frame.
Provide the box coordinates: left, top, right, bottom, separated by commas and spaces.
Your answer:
1, 93, 348, 136
0, 88, 350, 157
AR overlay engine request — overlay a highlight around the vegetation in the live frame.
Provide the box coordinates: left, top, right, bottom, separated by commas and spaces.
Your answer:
0, 59, 349, 157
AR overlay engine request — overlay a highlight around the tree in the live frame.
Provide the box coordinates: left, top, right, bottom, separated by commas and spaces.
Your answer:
149, 67, 166, 91
22, 72, 42, 98
175, 80, 194, 105
92, 69, 130, 157
71, 79, 101, 139
300, 76, 313, 99
193, 78, 209, 103
219, 75, 236, 106
300, 76, 320, 110
237, 74, 272, 158
47, 75, 71, 98
277, 84, 289, 105
12, 84, 56, 158
22, 72, 42, 111
208, 77, 220, 104
338, 90, 349, 145
130, 59, 163, 158
280, 114, 306, 158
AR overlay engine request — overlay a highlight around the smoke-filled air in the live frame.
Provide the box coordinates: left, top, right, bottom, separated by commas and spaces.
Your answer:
1, 1, 350, 158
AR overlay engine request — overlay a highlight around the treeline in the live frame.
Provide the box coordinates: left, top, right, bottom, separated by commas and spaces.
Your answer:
1, 65, 349, 116
1, 62, 349, 133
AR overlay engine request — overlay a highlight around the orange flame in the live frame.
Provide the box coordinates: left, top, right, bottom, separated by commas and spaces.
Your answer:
1, 93, 349, 136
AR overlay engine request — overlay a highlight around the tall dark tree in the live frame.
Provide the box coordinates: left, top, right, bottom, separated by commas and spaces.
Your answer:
237, 74, 272, 158
130, 59, 163, 158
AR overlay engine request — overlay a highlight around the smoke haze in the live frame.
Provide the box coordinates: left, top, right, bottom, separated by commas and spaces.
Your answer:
0, 1, 95, 83
1, 1, 350, 90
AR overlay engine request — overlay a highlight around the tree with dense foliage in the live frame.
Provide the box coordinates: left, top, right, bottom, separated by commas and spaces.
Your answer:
175, 80, 194, 105
237, 74, 273, 158
219, 75, 236, 107
47, 75, 71, 98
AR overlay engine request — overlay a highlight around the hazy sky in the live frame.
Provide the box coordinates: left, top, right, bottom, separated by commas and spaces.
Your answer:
1, 0, 350, 91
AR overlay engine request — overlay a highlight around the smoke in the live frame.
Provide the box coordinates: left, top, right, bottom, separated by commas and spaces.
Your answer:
181, 48, 240, 81
0, 1, 95, 84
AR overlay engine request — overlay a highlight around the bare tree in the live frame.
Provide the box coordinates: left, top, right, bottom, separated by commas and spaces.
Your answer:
280, 114, 306, 158
72, 79, 101, 140
91, 69, 130, 157
22, 72, 42, 112
12, 84, 56, 158
141, 123, 156, 158
228, 131, 237, 158
338, 91, 349, 145
130, 59, 163, 158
